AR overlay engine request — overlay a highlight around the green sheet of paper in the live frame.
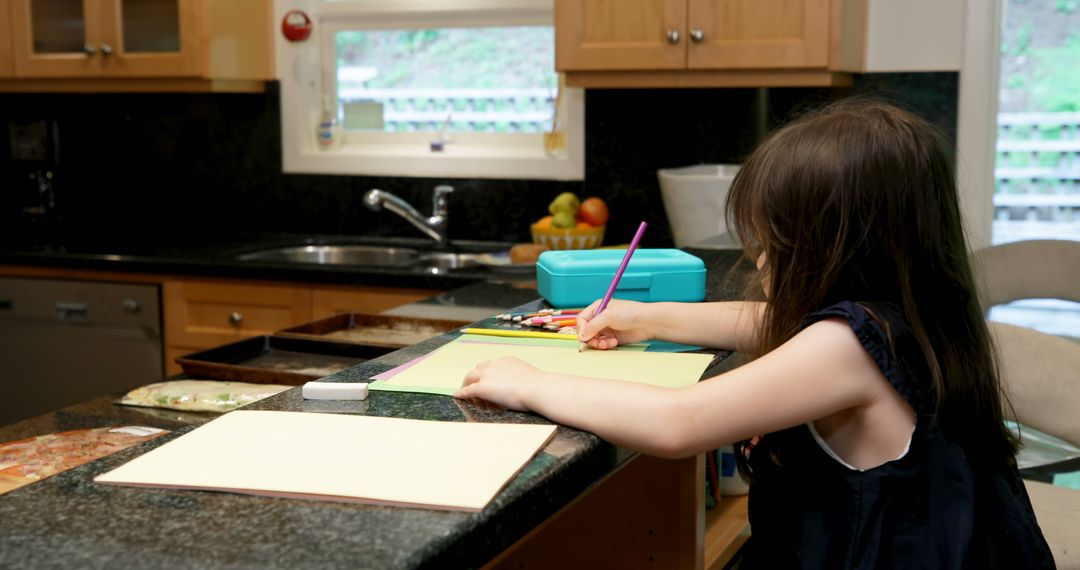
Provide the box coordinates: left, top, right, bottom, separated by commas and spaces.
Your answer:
371, 342, 715, 396
643, 340, 704, 352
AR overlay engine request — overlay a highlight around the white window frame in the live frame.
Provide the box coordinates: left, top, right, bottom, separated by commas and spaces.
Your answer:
956, 0, 1003, 251
274, 0, 584, 180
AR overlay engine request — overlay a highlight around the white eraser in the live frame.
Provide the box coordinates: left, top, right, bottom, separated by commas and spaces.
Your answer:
302, 381, 369, 401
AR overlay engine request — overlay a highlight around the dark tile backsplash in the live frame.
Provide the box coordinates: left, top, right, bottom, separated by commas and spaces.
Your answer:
0, 73, 956, 249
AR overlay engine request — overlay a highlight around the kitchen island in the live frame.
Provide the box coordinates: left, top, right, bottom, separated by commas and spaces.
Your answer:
0, 240, 751, 568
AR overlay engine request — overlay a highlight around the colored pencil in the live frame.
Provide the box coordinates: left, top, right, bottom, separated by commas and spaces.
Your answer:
524, 315, 579, 326
498, 309, 583, 321
580, 221, 648, 352
461, 328, 576, 340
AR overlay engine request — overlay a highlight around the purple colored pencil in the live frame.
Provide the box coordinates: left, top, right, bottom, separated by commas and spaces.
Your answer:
596, 221, 648, 316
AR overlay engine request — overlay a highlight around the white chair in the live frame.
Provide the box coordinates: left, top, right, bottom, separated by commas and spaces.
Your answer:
989, 322, 1080, 568
1023, 480, 1080, 569
973, 239, 1080, 312
989, 321, 1080, 449
975, 240, 1080, 568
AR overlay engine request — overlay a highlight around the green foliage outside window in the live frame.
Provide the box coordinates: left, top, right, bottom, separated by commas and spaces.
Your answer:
1028, 35, 1080, 111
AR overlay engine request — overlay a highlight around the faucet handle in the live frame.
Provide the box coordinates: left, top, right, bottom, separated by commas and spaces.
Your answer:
432, 185, 453, 217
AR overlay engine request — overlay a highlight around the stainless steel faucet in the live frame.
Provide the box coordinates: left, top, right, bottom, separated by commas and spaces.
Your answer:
363, 185, 453, 245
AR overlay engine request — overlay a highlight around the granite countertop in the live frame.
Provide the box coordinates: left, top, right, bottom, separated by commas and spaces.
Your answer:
0, 232, 526, 289
0, 303, 733, 569
0, 233, 748, 294
0, 244, 751, 568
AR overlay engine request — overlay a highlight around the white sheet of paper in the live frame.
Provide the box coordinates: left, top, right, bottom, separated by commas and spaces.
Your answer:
95, 410, 556, 512
381, 342, 714, 394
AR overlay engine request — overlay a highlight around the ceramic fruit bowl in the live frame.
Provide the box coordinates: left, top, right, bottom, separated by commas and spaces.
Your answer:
530, 222, 605, 250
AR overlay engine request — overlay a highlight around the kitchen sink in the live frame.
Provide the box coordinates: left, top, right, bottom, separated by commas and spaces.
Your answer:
234, 242, 502, 274
414, 252, 483, 273
236, 245, 421, 267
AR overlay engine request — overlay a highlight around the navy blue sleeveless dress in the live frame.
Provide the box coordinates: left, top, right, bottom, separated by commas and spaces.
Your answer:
739, 302, 1054, 569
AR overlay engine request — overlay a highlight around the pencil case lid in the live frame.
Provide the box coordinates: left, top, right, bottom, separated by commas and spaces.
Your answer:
536, 248, 704, 275
536, 249, 706, 308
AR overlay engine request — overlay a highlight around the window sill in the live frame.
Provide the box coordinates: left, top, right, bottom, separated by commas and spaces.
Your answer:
284, 143, 583, 180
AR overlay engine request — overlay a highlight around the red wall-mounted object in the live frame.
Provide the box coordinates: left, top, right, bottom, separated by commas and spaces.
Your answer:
281, 10, 313, 42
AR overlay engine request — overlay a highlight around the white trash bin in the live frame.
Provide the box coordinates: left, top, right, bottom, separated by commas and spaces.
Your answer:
657, 164, 740, 248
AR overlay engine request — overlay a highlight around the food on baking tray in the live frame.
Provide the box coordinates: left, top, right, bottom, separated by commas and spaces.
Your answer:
119, 380, 292, 413
0, 426, 169, 495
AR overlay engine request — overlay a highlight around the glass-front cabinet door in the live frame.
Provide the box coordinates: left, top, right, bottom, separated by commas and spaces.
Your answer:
102, 0, 202, 77
10, 0, 203, 78
11, 0, 103, 77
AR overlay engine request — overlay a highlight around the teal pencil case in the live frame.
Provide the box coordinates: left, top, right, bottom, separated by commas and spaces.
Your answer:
536, 249, 706, 308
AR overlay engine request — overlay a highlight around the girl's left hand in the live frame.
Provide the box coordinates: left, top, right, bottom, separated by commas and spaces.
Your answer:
456, 356, 541, 411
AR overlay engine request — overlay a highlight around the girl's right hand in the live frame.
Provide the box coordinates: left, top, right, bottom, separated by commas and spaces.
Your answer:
577, 299, 653, 350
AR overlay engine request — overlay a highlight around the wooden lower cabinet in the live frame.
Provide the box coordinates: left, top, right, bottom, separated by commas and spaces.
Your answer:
311, 285, 439, 320
485, 453, 749, 570
162, 280, 312, 375
163, 278, 440, 375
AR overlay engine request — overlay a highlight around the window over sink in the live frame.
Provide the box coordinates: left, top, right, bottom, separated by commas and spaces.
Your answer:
275, 0, 584, 180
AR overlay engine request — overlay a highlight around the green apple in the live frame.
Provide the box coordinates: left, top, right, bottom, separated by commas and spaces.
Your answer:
552, 210, 577, 228
548, 192, 580, 215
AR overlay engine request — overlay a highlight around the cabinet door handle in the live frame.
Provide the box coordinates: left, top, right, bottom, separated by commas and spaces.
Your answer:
56, 302, 88, 321
100, 43, 114, 56
229, 312, 244, 326
666, 29, 681, 45
690, 29, 705, 43
84, 43, 96, 56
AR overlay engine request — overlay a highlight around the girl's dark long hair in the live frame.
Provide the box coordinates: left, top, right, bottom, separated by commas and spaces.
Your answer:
726, 99, 1017, 468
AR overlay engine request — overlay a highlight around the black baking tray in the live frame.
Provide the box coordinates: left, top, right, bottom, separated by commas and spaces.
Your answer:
176, 335, 396, 385
276, 313, 469, 348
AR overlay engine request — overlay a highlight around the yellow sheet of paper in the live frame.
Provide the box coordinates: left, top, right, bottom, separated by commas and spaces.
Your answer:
382, 342, 714, 393
95, 410, 556, 512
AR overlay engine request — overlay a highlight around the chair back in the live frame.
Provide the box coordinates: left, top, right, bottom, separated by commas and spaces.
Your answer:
989, 321, 1080, 448
973, 239, 1080, 311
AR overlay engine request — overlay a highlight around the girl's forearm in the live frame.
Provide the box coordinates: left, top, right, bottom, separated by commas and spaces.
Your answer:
522, 372, 694, 458
646, 301, 764, 352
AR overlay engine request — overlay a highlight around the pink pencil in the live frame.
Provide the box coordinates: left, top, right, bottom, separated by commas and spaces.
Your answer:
580, 221, 648, 352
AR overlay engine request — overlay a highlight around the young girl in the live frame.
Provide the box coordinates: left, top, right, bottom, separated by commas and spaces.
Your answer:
455, 100, 1054, 568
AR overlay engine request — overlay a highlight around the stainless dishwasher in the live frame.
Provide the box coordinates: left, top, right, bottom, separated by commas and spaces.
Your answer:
0, 277, 163, 427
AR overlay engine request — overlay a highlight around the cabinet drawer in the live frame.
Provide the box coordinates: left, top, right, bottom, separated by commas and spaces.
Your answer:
164, 280, 313, 349
311, 286, 441, 320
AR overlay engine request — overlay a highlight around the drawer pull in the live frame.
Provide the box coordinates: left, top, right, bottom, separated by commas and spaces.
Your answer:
229, 312, 244, 326
56, 302, 88, 321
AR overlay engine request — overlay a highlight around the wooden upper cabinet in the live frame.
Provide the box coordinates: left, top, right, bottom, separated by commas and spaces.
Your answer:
6, 0, 271, 84
0, 0, 14, 77
557, 0, 861, 87
686, 0, 830, 69
11, 0, 103, 77
12, 0, 201, 78
556, 0, 687, 71
98, 0, 203, 77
